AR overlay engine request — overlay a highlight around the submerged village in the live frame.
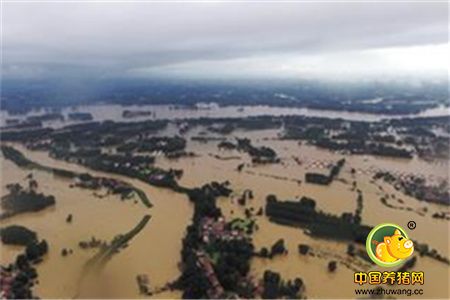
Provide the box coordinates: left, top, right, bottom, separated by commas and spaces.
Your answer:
1, 105, 450, 299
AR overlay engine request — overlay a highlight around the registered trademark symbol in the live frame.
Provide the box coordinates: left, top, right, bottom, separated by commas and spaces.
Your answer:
407, 221, 416, 230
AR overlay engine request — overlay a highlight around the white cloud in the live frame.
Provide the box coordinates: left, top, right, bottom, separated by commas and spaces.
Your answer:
2, 1, 448, 79
129, 43, 448, 80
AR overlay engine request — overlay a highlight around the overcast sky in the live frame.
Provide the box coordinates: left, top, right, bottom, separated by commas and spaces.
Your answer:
2, 1, 449, 80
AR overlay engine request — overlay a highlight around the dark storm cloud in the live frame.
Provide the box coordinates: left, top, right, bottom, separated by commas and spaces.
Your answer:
2, 1, 448, 78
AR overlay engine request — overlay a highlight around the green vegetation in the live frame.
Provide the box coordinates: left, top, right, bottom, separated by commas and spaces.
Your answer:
132, 187, 152, 208
68, 112, 93, 121
1, 239, 49, 298
1, 183, 56, 219
174, 182, 305, 298
0, 225, 37, 246
1, 145, 77, 178
265, 195, 372, 244
218, 137, 279, 164
175, 182, 254, 298
282, 115, 450, 160
47, 143, 184, 192
262, 270, 304, 299
1, 145, 153, 208
305, 158, 345, 185
257, 239, 288, 258
1, 145, 152, 208
374, 171, 449, 205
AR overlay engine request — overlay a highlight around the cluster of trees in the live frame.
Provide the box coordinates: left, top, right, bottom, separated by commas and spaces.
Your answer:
280, 115, 450, 159
175, 182, 260, 298
122, 110, 153, 118
217, 137, 279, 163
354, 191, 364, 224
374, 171, 450, 206
40, 119, 167, 149
305, 159, 345, 185
24, 125, 188, 192
372, 134, 396, 144
218, 141, 237, 150
298, 244, 310, 255
0, 225, 37, 246
220, 138, 276, 164
83, 152, 155, 167
1, 113, 63, 129
27, 113, 64, 123
313, 137, 413, 158
431, 212, 450, 221
207, 118, 282, 135
257, 239, 288, 258
2, 145, 152, 208
212, 238, 255, 292
1, 146, 36, 168
304, 173, 331, 185
49, 144, 182, 192
236, 138, 277, 159
183, 116, 282, 136
261, 270, 304, 299
116, 136, 187, 155
192, 136, 226, 143
366, 142, 413, 158
1, 239, 49, 299
265, 195, 372, 244
1, 146, 78, 179
67, 112, 93, 121
2, 120, 43, 130
1, 183, 56, 219
208, 123, 235, 135
414, 242, 450, 265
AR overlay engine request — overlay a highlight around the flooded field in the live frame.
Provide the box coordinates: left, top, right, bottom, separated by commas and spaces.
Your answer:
0, 147, 190, 299
158, 127, 450, 298
1, 116, 449, 299
3, 1, 450, 298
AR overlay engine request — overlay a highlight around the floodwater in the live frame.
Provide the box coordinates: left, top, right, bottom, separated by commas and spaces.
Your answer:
159, 128, 450, 299
1, 126, 449, 298
0, 146, 190, 299
1, 103, 449, 128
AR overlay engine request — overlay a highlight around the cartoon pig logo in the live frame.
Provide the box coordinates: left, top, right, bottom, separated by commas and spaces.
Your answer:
366, 223, 414, 267
375, 229, 414, 263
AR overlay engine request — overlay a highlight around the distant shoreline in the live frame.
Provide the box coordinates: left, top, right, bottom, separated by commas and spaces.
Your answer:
1, 103, 449, 129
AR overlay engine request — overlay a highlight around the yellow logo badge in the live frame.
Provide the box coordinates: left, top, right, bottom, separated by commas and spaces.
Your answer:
366, 223, 414, 267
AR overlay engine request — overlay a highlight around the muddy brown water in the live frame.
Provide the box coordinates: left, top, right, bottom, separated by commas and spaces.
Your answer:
1, 127, 449, 299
